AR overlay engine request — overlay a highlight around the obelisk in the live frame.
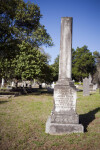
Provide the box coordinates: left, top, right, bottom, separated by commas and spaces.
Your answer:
45, 17, 84, 134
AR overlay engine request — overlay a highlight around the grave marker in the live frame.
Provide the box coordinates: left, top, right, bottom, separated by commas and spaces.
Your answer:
83, 77, 90, 96
45, 17, 84, 135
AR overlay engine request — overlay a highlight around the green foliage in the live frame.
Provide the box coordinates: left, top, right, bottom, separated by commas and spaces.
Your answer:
72, 46, 95, 81
0, 0, 53, 81
0, 91, 100, 149
51, 55, 59, 81
93, 51, 100, 87
32, 25, 53, 47
12, 41, 53, 82
51, 46, 96, 82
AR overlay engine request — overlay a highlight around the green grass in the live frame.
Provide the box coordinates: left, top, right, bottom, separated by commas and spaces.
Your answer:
0, 90, 100, 150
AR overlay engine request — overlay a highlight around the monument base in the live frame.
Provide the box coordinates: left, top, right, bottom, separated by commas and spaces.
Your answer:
45, 79, 84, 135
46, 116, 84, 135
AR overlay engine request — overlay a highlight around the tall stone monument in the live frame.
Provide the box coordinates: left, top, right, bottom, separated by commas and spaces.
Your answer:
45, 17, 84, 134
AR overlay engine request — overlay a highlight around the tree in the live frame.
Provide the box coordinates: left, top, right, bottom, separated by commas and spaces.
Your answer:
51, 55, 59, 81
93, 51, 100, 92
72, 46, 95, 81
0, 0, 53, 81
51, 46, 96, 82
0, 0, 53, 49
11, 41, 53, 83
39, 47, 51, 63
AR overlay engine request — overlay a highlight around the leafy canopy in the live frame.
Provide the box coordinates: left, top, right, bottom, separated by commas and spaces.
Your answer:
72, 45, 95, 81
93, 51, 100, 86
51, 46, 96, 82
0, 0, 53, 82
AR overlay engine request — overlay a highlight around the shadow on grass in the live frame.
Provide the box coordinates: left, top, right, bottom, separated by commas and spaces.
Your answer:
11, 87, 53, 96
25, 90, 53, 96
90, 93, 96, 96
79, 107, 100, 132
0, 100, 9, 104
19, 87, 54, 96
76, 88, 83, 92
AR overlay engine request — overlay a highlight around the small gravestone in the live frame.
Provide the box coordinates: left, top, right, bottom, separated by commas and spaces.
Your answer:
1, 78, 4, 88
42, 83, 47, 88
45, 17, 83, 135
93, 84, 98, 91
51, 82, 55, 88
83, 77, 90, 96
89, 84, 93, 91
89, 74, 93, 91
11, 81, 15, 87
89, 74, 92, 85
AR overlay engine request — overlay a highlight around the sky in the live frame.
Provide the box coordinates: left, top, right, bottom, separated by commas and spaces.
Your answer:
24, 0, 100, 64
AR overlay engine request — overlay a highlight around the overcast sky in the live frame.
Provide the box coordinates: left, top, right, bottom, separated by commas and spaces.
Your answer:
24, 0, 100, 64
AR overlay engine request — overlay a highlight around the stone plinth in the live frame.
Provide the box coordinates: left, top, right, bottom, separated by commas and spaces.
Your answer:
46, 80, 84, 134
45, 17, 84, 135
46, 120, 83, 135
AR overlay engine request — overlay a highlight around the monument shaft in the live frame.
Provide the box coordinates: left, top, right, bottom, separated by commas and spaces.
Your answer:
59, 17, 72, 79
46, 17, 84, 135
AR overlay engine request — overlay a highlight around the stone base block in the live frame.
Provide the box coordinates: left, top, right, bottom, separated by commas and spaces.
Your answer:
46, 116, 84, 135
50, 111, 79, 124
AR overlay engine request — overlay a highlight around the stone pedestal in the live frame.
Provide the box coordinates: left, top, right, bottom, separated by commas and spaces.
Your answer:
46, 79, 83, 134
45, 17, 84, 135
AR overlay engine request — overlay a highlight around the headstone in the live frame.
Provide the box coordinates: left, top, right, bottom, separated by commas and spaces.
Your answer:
11, 81, 15, 87
89, 84, 93, 91
45, 17, 84, 135
89, 74, 93, 91
89, 74, 92, 85
33, 79, 36, 87
93, 84, 97, 91
23, 81, 26, 87
51, 82, 55, 88
83, 77, 90, 96
75, 84, 79, 88
1, 78, 4, 88
42, 83, 47, 88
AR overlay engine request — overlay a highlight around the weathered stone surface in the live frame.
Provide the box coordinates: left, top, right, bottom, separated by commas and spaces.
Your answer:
46, 116, 84, 135
59, 18, 72, 79
93, 84, 98, 91
50, 112, 79, 124
83, 77, 90, 96
45, 17, 84, 135
89, 74, 92, 85
46, 83, 83, 134
54, 83, 76, 112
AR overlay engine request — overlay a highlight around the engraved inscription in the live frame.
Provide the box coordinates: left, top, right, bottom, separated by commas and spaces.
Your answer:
54, 87, 76, 112
51, 114, 78, 124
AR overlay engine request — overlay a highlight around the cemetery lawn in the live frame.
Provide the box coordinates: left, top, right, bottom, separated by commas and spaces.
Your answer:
0, 90, 100, 150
